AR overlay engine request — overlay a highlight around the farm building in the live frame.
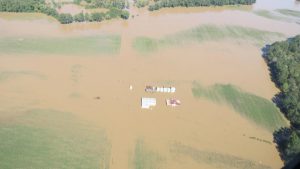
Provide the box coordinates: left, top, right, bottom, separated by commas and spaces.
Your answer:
141, 97, 156, 109
166, 99, 181, 107
145, 86, 176, 93
145, 86, 156, 92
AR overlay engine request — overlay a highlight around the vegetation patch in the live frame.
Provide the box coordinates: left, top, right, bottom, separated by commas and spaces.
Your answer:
133, 25, 283, 54
0, 0, 129, 24
192, 83, 287, 131
253, 9, 300, 24
0, 71, 45, 82
0, 35, 121, 56
134, 0, 150, 8
134, 139, 164, 169
148, 0, 256, 11
263, 35, 300, 165
170, 143, 272, 169
0, 12, 55, 21
0, 109, 111, 169
69, 92, 82, 98
133, 37, 159, 54
71, 64, 83, 83
253, 10, 287, 20
276, 9, 300, 18
84, 0, 127, 10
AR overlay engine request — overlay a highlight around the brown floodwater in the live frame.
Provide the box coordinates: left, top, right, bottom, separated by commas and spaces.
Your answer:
253, 0, 300, 10
1, 0, 300, 168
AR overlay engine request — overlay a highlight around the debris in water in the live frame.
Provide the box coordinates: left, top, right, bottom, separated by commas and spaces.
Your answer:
129, 85, 133, 91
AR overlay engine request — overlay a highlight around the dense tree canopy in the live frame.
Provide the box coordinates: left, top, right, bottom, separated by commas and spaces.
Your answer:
91, 12, 105, 21
0, 0, 129, 24
58, 13, 74, 24
148, 0, 256, 11
265, 35, 300, 127
264, 35, 300, 166
134, 0, 150, 8
85, 0, 126, 9
74, 12, 85, 22
0, 0, 44, 12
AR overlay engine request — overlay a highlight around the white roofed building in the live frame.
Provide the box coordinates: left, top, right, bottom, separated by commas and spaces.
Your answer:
141, 97, 156, 109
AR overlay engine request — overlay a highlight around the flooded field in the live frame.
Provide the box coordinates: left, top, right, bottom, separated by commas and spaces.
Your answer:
1, 0, 300, 169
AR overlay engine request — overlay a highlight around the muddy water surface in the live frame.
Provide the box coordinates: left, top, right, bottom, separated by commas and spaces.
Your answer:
1, 0, 300, 169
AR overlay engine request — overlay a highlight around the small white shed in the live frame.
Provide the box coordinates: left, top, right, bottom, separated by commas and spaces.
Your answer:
141, 97, 156, 109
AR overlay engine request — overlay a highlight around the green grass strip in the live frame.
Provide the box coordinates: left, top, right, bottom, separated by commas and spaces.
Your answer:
170, 143, 272, 169
0, 35, 121, 56
276, 9, 300, 18
192, 82, 287, 131
133, 25, 284, 54
0, 71, 45, 82
253, 10, 285, 20
0, 109, 111, 169
134, 139, 164, 169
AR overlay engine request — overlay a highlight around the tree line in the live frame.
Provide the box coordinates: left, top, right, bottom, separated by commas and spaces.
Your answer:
148, 0, 256, 11
60, 8, 129, 24
264, 35, 300, 168
134, 0, 150, 8
0, 0, 129, 24
84, 0, 127, 9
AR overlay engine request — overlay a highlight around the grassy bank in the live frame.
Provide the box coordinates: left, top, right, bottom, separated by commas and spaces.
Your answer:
192, 83, 287, 131
0, 109, 111, 169
133, 25, 284, 54
0, 35, 121, 56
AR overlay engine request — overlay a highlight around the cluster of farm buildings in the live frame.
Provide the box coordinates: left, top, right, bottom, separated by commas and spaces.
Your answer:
141, 86, 181, 109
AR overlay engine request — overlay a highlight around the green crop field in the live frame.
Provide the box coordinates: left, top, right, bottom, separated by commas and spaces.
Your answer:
0, 109, 111, 169
0, 71, 46, 82
276, 9, 300, 18
0, 35, 121, 56
133, 25, 284, 54
192, 83, 287, 131
253, 10, 286, 20
134, 139, 163, 169
170, 143, 272, 169
0, 12, 56, 21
